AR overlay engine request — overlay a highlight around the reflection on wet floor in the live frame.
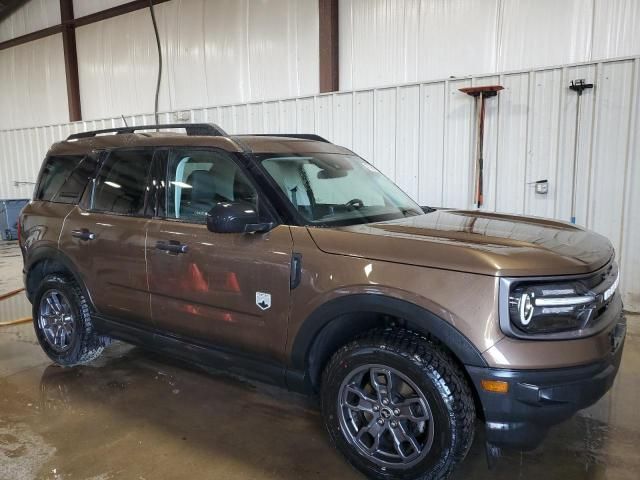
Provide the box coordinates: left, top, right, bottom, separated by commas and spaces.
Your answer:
0, 290, 31, 324
0, 242, 23, 294
0, 318, 638, 480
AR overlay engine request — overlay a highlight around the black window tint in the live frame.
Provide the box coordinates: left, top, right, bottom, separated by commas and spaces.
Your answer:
93, 150, 153, 216
147, 149, 168, 218
37, 155, 94, 203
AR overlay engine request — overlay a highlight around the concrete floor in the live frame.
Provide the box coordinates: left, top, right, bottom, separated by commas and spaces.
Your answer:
1, 241, 639, 480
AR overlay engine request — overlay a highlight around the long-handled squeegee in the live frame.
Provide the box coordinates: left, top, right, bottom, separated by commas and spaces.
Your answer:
568, 79, 594, 224
459, 85, 503, 208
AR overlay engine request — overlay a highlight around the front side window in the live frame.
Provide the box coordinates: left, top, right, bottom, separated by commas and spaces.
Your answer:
260, 153, 423, 225
166, 149, 258, 224
92, 150, 153, 215
36, 155, 96, 204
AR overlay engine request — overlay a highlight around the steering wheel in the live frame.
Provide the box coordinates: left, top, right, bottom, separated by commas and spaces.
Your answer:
344, 198, 365, 210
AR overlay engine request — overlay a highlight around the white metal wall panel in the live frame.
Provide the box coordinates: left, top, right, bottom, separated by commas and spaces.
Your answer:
72, 0, 133, 18
339, 0, 500, 90
417, 83, 445, 207
0, 0, 60, 42
620, 59, 640, 310
443, 79, 473, 209
75, 0, 319, 121
524, 69, 562, 219
373, 88, 397, 180
495, 73, 528, 213
1, 57, 639, 311
587, 60, 635, 254
340, 0, 640, 90
75, 8, 162, 121
395, 85, 420, 200
0, 34, 69, 130
592, 0, 640, 60
497, 0, 593, 72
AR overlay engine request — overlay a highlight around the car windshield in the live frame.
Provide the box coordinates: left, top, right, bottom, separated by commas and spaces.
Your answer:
259, 153, 424, 226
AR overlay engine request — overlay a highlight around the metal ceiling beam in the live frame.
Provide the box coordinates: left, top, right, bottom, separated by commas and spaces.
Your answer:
60, 0, 81, 122
319, 0, 339, 93
0, 0, 170, 51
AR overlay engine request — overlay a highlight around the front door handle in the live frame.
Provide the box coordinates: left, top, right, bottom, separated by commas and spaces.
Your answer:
71, 229, 96, 241
155, 240, 189, 254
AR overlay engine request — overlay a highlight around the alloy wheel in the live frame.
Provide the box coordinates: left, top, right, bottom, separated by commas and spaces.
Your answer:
38, 289, 76, 353
337, 364, 435, 468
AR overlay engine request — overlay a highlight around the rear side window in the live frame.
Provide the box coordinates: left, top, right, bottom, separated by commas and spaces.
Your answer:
92, 150, 153, 216
36, 155, 95, 203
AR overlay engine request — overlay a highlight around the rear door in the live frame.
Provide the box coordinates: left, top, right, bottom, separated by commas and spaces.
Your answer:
145, 148, 293, 363
61, 148, 156, 328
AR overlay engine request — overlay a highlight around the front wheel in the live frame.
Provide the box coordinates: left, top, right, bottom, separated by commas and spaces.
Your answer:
321, 328, 475, 480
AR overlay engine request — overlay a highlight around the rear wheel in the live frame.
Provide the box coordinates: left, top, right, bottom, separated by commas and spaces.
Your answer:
321, 328, 475, 480
32, 274, 107, 366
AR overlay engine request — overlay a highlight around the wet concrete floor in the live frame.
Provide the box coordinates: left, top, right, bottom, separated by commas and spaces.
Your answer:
1, 241, 639, 479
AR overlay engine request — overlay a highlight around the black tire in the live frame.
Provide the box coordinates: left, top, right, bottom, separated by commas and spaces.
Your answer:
321, 328, 475, 480
32, 274, 107, 366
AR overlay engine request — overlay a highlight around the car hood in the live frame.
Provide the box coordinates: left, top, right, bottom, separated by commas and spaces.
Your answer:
307, 210, 614, 277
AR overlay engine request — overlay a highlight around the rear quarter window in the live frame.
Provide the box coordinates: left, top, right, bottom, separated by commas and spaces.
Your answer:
36, 155, 96, 204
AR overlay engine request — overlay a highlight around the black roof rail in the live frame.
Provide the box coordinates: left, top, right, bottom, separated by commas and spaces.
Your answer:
239, 133, 331, 143
66, 123, 227, 140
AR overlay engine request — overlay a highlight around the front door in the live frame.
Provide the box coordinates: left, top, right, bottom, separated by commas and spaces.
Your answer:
145, 148, 292, 363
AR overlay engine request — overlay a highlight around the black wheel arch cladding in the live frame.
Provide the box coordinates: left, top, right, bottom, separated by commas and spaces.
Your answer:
290, 294, 488, 390
25, 246, 94, 309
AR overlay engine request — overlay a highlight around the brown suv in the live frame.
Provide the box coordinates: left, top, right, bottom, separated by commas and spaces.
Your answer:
19, 124, 626, 480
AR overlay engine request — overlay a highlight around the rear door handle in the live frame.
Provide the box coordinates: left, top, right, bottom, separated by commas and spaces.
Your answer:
155, 240, 188, 254
71, 229, 96, 241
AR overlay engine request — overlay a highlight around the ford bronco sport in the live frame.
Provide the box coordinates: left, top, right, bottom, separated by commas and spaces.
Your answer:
19, 123, 626, 480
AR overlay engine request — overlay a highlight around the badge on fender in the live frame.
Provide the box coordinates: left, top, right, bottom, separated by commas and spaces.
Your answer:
256, 292, 271, 310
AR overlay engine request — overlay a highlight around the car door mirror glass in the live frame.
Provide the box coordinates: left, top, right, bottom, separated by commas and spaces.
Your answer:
206, 201, 274, 234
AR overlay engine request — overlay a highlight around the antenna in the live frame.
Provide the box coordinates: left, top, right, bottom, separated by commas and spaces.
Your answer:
121, 115, 129, 127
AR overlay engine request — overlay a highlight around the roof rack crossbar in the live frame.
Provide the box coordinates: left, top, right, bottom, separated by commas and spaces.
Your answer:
66, 123, 227, 140
243, 133, 331, 143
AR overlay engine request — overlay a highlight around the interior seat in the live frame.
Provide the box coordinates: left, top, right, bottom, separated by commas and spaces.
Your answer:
182, 170, 218, 220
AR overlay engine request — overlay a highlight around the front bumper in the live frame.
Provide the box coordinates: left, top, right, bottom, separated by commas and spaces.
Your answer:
467, 313, 626, 450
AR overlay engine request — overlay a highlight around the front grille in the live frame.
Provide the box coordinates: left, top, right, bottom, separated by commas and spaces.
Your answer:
582, 261, 619, 330
609, 315, 626, 354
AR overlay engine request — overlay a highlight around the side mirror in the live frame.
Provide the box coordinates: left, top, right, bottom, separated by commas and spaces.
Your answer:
206, 201, 274, 234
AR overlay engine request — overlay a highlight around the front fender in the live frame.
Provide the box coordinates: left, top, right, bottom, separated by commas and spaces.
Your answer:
289, 293, 488, 382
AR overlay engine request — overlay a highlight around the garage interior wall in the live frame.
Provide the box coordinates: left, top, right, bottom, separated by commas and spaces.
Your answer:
0, 1, 67, 130
0, 1, 638, 311
1, 56, 639, 311
340, 0, 640, 90
75, 0, 320, 120
0, 0, 60, 42
0, 0, 320, 127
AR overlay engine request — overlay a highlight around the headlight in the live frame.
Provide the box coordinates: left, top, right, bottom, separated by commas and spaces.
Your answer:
508, 282, 595, 334
501, 262, 620, 338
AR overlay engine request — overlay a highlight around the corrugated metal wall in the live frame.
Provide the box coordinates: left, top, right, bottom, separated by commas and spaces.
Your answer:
0, 0, 319, 127
75, 0, 319, 120
0, 34, 69, 130
0, 0, 59, 42
340, 0, 640, 90
1, 56, 638, 311
72, 0, 133, 18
